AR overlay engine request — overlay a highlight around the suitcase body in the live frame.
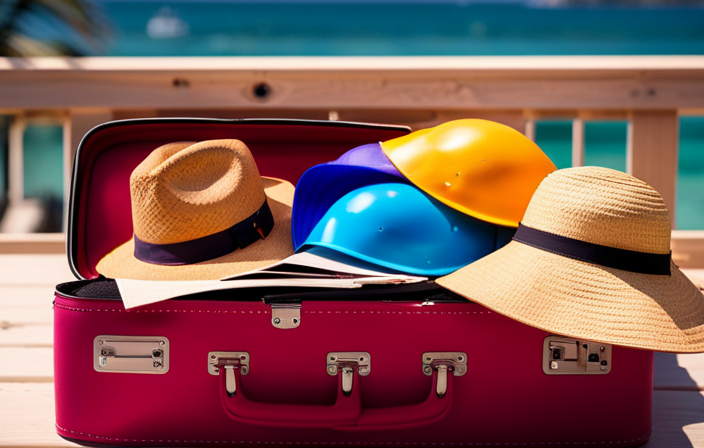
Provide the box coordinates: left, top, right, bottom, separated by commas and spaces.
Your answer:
55, 119, 654, 447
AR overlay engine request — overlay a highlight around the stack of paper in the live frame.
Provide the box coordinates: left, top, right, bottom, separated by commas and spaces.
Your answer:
117, 247, 427, 309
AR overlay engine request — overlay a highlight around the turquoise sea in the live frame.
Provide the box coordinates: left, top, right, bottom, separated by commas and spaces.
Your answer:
6, 1, 704, 229
98, 1, 704, 57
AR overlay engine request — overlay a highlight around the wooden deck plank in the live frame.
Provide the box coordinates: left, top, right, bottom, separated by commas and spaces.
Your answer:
0, 286, 60, 308
647, 390, 704, 448
0, 254, 74, 286
0, 348, 53, 382
1, 307, 53, 325
0, 324, 52, 347
0, 383, 702, 447
0, 383, 72, 448
654, 353, 704, 391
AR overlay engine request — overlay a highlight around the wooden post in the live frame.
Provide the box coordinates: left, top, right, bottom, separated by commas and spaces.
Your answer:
8, 115, 25, 205
572, 118, 584, 167
524, 118, 536, 141
627, 110, 678, 228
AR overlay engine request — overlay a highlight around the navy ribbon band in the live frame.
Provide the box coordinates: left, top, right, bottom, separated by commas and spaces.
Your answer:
134, 200, 275, 266
513, 223, 671, 276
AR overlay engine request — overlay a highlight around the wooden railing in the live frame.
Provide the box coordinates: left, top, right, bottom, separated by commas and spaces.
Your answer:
1, 56, 703, 265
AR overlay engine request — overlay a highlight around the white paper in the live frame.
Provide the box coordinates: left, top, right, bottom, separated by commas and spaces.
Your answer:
117, 277, 360, 309
117, 274, 427, 309
221, 246, 413, 280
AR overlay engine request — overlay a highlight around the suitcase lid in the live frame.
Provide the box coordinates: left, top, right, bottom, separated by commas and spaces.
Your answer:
67, 118, 410, 280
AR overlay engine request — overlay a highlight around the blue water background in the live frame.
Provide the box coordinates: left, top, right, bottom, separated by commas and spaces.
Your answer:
98, 2, 704, 56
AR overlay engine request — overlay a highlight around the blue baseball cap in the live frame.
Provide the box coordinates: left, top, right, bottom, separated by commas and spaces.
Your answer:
292, 142, 409, 249
301, 183, 508, 276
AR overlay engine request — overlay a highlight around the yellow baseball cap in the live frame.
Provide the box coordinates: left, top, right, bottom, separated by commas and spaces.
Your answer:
380, 119, 557, 228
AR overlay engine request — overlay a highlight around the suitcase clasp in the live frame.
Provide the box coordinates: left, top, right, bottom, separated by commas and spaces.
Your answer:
271, 303, 301, 329
327, 352, 371, 396
93, 336, 169, 374
543, 336, 612, 375
422, 352, 467, 397
208, 352, 250, 396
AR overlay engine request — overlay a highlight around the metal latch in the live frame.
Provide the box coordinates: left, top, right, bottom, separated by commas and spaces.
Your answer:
422, 352, 467, 398
94, 336, 169, 374
208, 352, 250, 396
543, 336, 612, 375
326, 352, 371, 396
271, 303, 301, 329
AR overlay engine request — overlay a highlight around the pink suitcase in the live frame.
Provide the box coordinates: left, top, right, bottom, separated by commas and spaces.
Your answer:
54, 119, 654, 447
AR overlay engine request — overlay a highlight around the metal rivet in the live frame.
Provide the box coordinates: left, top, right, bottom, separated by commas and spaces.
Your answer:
550, 361, 558, 370
153, 361, 162, 368
327, 366, 337, 374
330, 356, 337, 361
98, 340, 104, 345
101, 350, 107, 356
582, 343, 588, 349
600, 366, 608, 371
293, 318, 299, 324
160, 340, 165, 346
423, 366, 432, 374
241, 367, 248, 374
273, 317, 281, 324
457, 355, 464, 362
600, 346, 606, 352
211, 355, 217, 360
426, 356, 432, 361
240, 355, 246, 360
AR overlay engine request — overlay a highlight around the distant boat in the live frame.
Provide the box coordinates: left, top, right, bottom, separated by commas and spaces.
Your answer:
146, 7, 190, 39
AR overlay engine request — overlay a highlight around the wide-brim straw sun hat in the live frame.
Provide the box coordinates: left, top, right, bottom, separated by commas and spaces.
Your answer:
97, 139, 295, 281
436, 166, 704, 353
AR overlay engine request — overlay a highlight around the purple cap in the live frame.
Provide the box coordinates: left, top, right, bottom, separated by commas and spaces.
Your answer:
292, 142, 407, 249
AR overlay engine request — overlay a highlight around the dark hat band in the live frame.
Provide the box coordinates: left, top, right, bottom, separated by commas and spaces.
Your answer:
513, 223, 671, 276
133, 200, 274, 266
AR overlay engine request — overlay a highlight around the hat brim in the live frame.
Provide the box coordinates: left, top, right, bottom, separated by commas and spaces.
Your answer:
436, 240, 704, 353
96, 177, 295, 281
292, 164, 406, 249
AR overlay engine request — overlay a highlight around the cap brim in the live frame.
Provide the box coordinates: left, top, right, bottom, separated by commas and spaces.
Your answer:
436, 241, 704, 353
292, 164, 406, 249
96, 177, 295, 281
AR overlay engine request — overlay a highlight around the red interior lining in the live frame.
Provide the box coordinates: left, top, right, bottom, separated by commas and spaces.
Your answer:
72, 121, 409, 279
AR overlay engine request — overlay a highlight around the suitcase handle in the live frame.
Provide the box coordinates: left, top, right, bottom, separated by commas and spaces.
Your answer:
218, 366, 453, 430
219, 366, 361, 428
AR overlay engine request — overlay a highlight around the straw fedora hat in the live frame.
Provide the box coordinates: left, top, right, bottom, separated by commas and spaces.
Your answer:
97, 139, 295, 281
437, 166, 704, 353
